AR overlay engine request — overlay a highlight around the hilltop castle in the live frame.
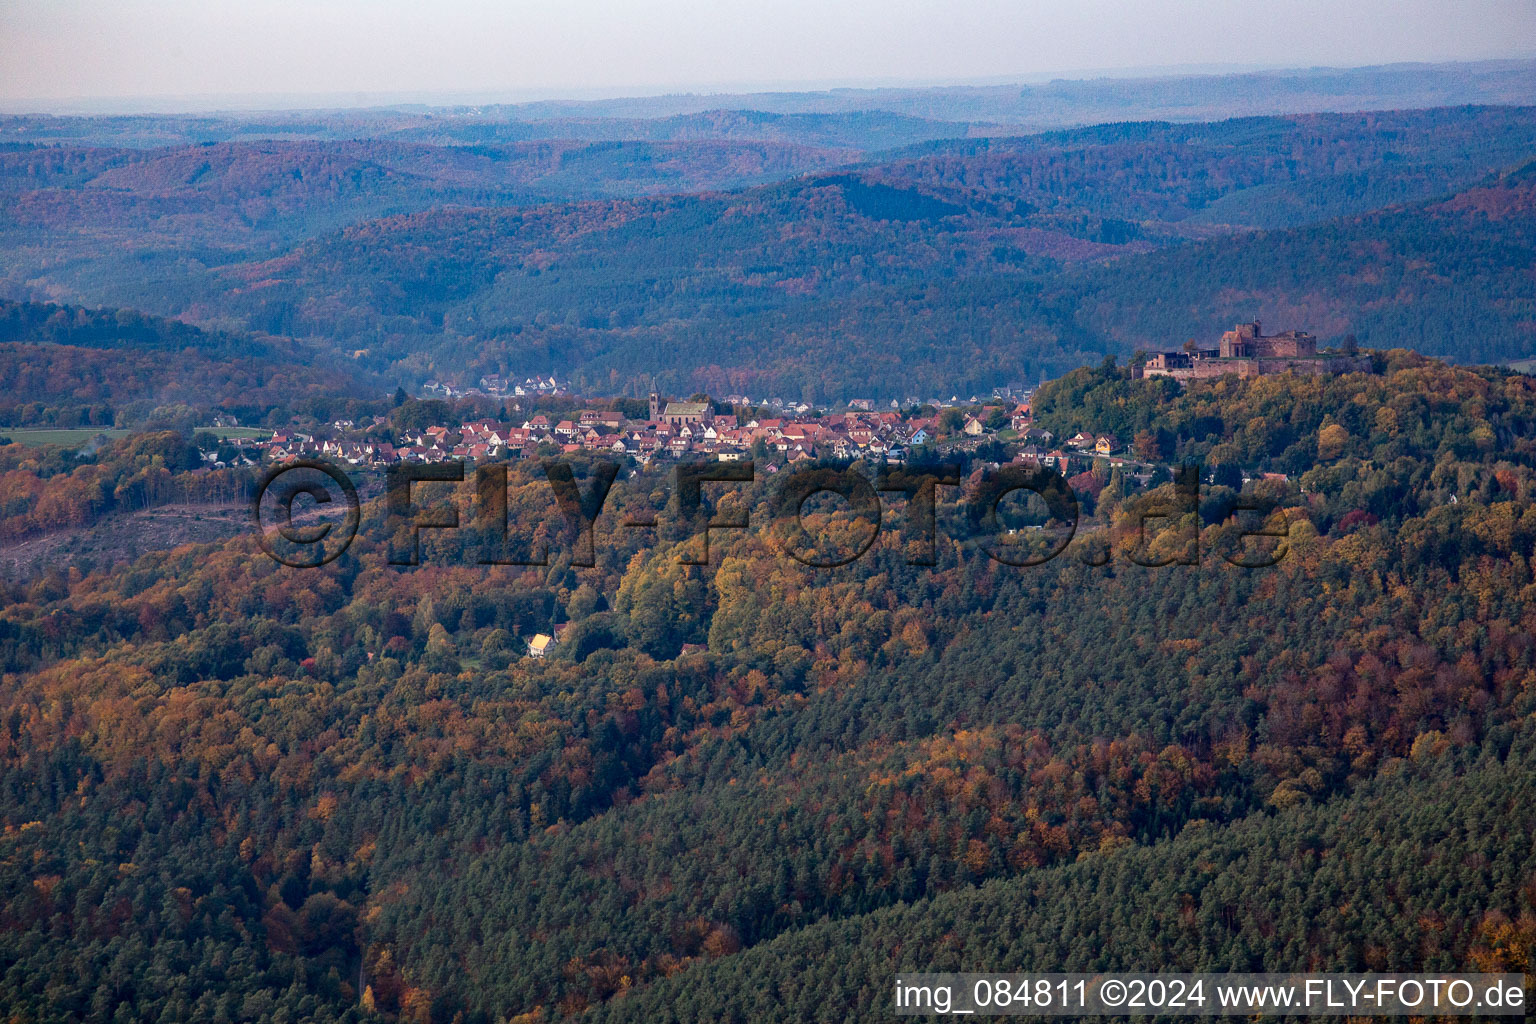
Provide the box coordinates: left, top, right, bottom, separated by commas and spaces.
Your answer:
1137, 321, 1371, 381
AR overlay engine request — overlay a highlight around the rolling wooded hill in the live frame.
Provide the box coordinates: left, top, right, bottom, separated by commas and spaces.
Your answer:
0, 300, 379, 427
104, 151, 1536, 398
2, 106, 1532, 400
1, 357, 1534, 1021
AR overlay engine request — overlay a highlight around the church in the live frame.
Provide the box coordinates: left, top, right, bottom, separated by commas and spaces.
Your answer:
650, 388, 715, 428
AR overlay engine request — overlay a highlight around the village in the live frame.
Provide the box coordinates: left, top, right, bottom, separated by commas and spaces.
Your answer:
249, 382, 1161, 482
249, 381, 1164, 661
233, 316, 1359, 489
222, 334, 1318, 660
237, 323, 1357, 475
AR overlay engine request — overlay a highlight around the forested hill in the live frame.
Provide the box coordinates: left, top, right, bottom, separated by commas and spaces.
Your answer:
1067, 158, 1536, 366
873, 106, 1536, 228
0, 299, 378, 427
1, 356, 1534, 1021
102, 138, 1536, 399
1, 105, 1533, 399
0, 299, 275, 357
585, 739, 1536, 1022
0, 137, 858, 249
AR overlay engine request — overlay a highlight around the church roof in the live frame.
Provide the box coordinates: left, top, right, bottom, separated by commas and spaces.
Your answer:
664, 402, 710, 416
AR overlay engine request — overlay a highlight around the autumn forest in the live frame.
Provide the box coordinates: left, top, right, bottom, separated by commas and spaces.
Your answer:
1, 57, 1536, 1024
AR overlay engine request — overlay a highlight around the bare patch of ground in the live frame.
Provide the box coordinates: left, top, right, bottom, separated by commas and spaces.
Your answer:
0, 503, 250, 582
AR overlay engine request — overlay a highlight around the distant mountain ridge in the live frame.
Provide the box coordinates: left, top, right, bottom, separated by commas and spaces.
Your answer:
872, 106, 1536, 226
0, 137, 858, 243
1, 104, 1533, 400
5, 58, 1534, 149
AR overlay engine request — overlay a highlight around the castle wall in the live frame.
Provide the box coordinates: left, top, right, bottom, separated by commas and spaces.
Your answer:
1143, 354, 1371, 381
1256, 334, 1316, 358
1254, 355, 1371, 375
1218, 322, 1316, 359
1143, 359, 1256, 380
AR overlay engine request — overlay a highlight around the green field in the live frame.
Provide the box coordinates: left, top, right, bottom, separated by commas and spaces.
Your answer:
1, 425, 270, 449
0, 427, 130, 448
196, 425, 272, 440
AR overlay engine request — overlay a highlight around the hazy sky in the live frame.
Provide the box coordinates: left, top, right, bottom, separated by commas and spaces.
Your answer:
3, 0, 1534, 109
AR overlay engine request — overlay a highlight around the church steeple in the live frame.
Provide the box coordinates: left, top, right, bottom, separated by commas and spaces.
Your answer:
648, 379, 661, 422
